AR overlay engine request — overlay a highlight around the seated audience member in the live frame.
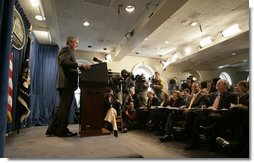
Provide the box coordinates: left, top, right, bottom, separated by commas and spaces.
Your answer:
146, 90, 160, 109
202, 80, 249, 157
160, 91, 171, 107
182, 88, 191, 105
137, 90, 159, 129
146, 91, 171, 130
160, 82, 209, 142
236, 80, 249, 109
184, 79, 237, 150
104, 88, 121, 137
203, 106, 249, 157
168, 91, 185, 107
122, 101, 137, 131
145, 90, 162, 126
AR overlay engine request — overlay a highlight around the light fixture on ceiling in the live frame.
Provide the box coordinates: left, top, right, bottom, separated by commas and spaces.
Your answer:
199, 36, 213, 48
31, 0, 46, 21
160, 60, 170, 71
35, 15, 45, 21
30, 0, 40, 7
221, 24, 241, 38
83, 21, 90, 27
184, 47, 192, 56
125, 5, 135, 13
104, 54, 112, 62
190, 21, 198, 27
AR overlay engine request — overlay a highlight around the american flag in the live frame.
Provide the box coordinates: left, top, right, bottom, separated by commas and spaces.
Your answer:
7, 52, 13, 123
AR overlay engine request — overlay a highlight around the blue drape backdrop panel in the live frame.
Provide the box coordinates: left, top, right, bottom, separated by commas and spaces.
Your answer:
0, 0, 15, 158
30, 35, 59, 126
6, 0, 31, 133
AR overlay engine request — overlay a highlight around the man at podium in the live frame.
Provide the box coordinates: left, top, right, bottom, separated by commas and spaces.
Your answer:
46, 36, 90, 137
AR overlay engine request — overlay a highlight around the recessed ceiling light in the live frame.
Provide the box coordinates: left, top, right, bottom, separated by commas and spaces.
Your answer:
35, 15, 45, 21
164, 41, 169, 44
190, 21, 198, 26
30, 0, 40, 7
125, 5, 135, 13
83, 21, 90, 26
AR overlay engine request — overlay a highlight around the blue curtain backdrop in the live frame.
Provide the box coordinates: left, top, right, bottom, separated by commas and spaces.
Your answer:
6, 0, 32, 132
30, 35, 59, 126
0, 0, 15, 158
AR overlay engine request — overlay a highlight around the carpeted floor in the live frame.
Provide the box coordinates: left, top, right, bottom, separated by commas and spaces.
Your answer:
4, 124, 227, 159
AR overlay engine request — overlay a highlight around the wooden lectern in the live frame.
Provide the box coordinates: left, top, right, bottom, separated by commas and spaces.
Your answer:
79, 63, 110, 137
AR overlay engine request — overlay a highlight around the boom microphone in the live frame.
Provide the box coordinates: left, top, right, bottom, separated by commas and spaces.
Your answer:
93, 57, 103, 63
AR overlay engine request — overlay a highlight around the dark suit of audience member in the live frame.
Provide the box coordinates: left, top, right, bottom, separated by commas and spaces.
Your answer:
203, 80, 249, 157
204, 106, 249, 157
160, 82, 208, 142
137, 91, 159, 129
185, 79, 237, 150
46, 36, 90, 137
146, 91, 172, 130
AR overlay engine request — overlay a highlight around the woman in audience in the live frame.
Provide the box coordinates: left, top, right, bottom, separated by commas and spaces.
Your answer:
104, 88, 121, 137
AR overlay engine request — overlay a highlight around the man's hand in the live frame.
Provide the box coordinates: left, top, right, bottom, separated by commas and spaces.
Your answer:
80, 64, 91, 70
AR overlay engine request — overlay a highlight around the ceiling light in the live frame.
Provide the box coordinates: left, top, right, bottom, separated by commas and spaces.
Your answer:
190, 21, 198, 27
30, 0, 40, 7
125, 5, 135, 12
199, 36, 213, 48
83, 21, 90, 26
164, 41, 169, 44
160, 60, 170, 70
105, 54, 112, 62
35, 15, 45, 21
184, 47, 192, 55
172, 53, 179, 60
222, 24, 241, 38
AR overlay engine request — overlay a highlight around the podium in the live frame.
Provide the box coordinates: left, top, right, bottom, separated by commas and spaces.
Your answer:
79, 63, 110, 137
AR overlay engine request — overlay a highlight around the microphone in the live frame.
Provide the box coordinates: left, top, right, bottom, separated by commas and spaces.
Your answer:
93, 57, 103, 63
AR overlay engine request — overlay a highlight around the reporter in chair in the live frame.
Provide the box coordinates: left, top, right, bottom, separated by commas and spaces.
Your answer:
46, 36, 90, 137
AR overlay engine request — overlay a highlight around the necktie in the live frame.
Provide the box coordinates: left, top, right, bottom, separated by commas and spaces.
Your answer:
212, 94, 221, 109
188, 94, 197, 109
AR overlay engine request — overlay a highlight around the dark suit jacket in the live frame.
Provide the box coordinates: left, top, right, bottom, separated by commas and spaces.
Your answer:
57, 46, 79, 90
168, 98, 185, 107
186, 92, 209, 108
147, 97, 160, 108
209, 91, 237, 110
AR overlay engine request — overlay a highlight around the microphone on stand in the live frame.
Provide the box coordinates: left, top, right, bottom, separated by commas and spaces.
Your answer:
93, 57, 103, 63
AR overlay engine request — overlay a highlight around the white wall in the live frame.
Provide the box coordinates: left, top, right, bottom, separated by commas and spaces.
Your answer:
75, 51, 248, 91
